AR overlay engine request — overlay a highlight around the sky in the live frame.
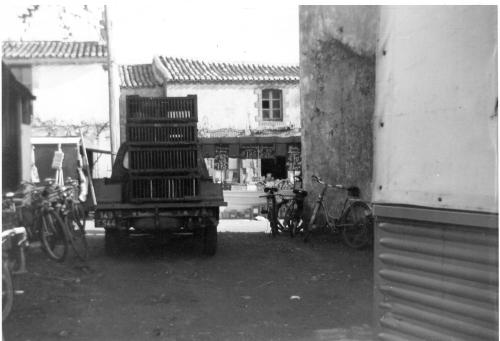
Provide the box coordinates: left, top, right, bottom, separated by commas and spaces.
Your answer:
0, 3, 300, 65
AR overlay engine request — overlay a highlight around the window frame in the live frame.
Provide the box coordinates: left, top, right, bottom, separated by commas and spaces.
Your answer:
261, 89, 283, 121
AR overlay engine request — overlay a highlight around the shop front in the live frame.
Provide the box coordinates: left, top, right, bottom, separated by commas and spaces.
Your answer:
200, 135, 301, 219
200, 135, 301, 188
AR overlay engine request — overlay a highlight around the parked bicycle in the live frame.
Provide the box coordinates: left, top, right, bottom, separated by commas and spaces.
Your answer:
10, 182, 69, 262
260, 186, 284, 237
303, 175, 373, 249
2, 226, 28, 321
57, 179, 88, 261
282, 187, 308, 237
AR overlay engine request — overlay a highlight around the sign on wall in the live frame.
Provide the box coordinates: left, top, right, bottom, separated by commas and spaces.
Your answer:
239, 145, 275, 159
214, 145, 229, 170
287, 144, 301, 171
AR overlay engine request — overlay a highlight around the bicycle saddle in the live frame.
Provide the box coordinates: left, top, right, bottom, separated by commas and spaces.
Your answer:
293, 189, 308, 196
3, 192, 15, 199
347, 186, 361, 198
264, 187, 278, 194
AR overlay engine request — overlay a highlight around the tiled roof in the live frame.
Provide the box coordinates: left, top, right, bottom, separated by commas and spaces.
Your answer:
156, 56, 299, 83
119, 64, 161, 88
2, 41, 107, 60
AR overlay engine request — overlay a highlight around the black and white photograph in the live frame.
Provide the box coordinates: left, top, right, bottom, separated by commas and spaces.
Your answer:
0, 3, 498, 341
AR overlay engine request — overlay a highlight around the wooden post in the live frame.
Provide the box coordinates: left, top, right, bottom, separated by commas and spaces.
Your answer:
80, 132, 97, 207
104, 5, 120, 164
55, 143, 64, 187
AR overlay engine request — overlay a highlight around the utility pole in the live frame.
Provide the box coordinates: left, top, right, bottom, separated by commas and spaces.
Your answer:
103, 5, 120, 163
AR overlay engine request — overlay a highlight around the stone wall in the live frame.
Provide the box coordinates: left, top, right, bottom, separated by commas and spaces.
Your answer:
299, 5, 379, 214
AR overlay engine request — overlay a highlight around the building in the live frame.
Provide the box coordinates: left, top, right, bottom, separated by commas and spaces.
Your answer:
2, 40, 113, 179
300, 5, 498, 340
2, 62, 36, 191
119, 57, 301, 189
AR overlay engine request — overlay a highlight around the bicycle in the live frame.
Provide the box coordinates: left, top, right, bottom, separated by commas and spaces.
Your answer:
259, 177, 306, 237
2, 226, 28, 321
303, 175, 373, 249
12, 182, 70, 262
57, 180, 88, 261
282, 188, 308, 238
260, 186, 285, 237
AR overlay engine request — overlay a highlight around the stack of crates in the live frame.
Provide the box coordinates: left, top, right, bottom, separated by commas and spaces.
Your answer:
125, 95, 200, 202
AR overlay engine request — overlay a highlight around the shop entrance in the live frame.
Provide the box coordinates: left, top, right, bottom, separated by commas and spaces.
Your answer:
261, 156, 287, 180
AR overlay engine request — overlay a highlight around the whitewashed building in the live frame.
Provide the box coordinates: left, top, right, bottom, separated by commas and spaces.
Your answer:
119, 57, 301, 188
2, 40, 112, 179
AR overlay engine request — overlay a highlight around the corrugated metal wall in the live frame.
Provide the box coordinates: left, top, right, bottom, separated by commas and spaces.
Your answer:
374, 205, 498, 341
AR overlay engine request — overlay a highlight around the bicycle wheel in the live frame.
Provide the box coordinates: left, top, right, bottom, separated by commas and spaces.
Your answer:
268, 211, 279, 237
2, 261, 13, 321
303, 204, 319, 242
65, 214, 89, 261
267, 199, 279, 237
341, 201, 372, 249
290, 214, 304, 238
276, 201, 288, 233
71, 202, 86, 230
282, 201, 294, 236
283, 201, 300, 237
40, 210, 69, 262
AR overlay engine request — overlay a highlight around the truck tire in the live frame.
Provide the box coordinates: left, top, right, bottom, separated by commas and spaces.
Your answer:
203, 224, 217, 256
104, 229, 123, 256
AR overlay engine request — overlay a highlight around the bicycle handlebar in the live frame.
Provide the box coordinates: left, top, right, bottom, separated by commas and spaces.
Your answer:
311, 175, 345, 189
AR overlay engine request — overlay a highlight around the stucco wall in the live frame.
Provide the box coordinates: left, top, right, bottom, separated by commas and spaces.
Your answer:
165, 83, 300, 131
31, 64, 109, 124
300, 6, 378, 212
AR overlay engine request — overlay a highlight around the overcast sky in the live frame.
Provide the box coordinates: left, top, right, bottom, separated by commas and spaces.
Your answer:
0, 3, 300, 65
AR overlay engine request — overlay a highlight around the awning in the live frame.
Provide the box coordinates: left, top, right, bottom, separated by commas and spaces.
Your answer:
199, 135, 301, 145
199, 135, 301, 158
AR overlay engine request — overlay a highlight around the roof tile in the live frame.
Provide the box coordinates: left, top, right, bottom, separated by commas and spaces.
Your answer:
157, 56, 298, 84
2, 41, 108, 60
119, 64, 161, 88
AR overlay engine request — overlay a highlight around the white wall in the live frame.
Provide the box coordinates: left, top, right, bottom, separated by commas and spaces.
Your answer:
373, 6, 498, 213
165, 83, 300, 131
20, 124, 31, 182
32, 64, 109, 124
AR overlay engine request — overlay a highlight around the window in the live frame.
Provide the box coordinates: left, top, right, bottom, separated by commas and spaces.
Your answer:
262, 89, 282, 121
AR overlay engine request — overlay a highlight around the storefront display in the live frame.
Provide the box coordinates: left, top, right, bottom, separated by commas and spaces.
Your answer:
201, 137, 301, 189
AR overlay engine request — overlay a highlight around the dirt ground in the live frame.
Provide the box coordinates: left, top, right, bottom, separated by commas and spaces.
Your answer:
3, 226, 373, 341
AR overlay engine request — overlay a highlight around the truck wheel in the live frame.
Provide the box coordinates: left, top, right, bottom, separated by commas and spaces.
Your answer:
203, 224, 217, 256
104, 229, 123, 256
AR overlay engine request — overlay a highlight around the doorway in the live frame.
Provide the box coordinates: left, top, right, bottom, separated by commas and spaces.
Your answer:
261, 156, 287, 180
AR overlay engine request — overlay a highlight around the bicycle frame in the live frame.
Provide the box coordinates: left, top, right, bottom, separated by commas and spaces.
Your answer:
310, 183, 350, 231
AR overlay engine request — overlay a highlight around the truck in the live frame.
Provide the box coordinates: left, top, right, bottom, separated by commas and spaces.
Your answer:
93, 95, 226, 255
